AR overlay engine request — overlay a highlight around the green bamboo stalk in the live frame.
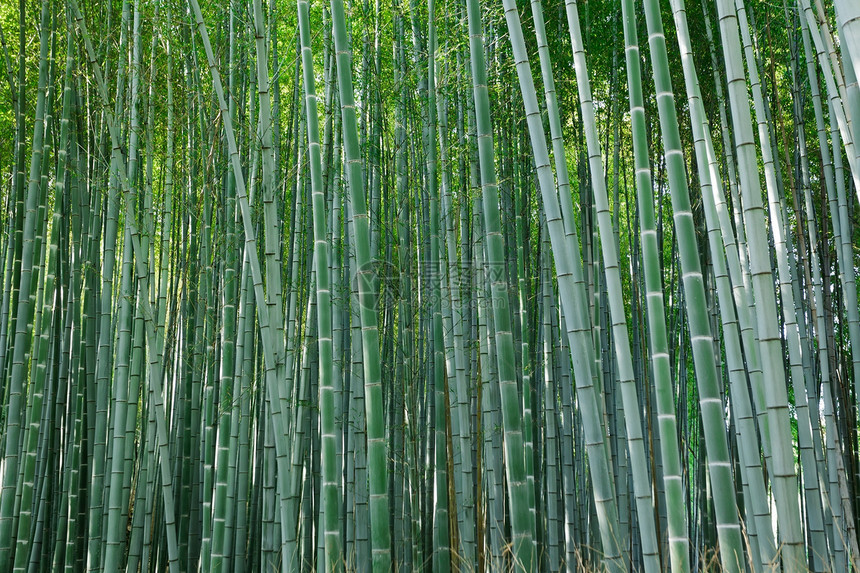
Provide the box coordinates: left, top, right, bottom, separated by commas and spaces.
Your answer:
67, 1, 214, 568
327, 0, 392, 567
0, 0, 28, 404
799, 0, 860, 206
296, 0, 342, 567
824, 103, 860, 568
618, 1, 689, 569
426, 4, 451, 571
540, 226, 561, 572
699, 0, 774, 479
642, 0, 745, 569
537, 2, 660, 569
47, 21, 76, 571
794, 15, 844, 562
463, 0, 539, 568
837, 1, 860, 121
733, 2, 823, 567
102, 1, 147, 568
14, 47, 61, 573
185, 4, 306, 569
252, 0, 287, 375
435, 27, 476, 567
0, 2, 52, 565
799, 13, 860, 562
669, 2, 783, 569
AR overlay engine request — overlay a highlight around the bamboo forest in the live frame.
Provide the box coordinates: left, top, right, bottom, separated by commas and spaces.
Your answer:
3, 0, 860, 569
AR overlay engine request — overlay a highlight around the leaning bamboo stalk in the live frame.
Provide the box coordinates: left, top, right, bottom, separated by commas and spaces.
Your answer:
296, 0, 342, 567
799, 14, 860, 558
184, 3, 305, 568
837, 1, 860, 104
798, 0, 860, 209
642, 0, 745, 569
668, 2, 784, 569
732, 2, 821, 566
0, 2, 52, 565
68, 1, 248, 569
699, 0, 776, 479
794, 12, 846, 561
328, 0, 393, 567
252, 0, 287, 372
465, 0, 556, 568
618, 1, 689, 569
534, 2, 662, 569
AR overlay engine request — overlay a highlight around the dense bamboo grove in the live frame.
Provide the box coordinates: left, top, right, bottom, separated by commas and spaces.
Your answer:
1, 0, 860, 570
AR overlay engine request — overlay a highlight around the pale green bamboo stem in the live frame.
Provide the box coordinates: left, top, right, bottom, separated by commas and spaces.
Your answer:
0, 2, 51, 565
643, 0, 745, 569
547, 2, 660, 569
296, 0, 342, 567
426, 5, 451, 570
327, 0, 392, 566
463, 0, 536, 568
618, 1, 689, 569
669, 2, 782, 569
